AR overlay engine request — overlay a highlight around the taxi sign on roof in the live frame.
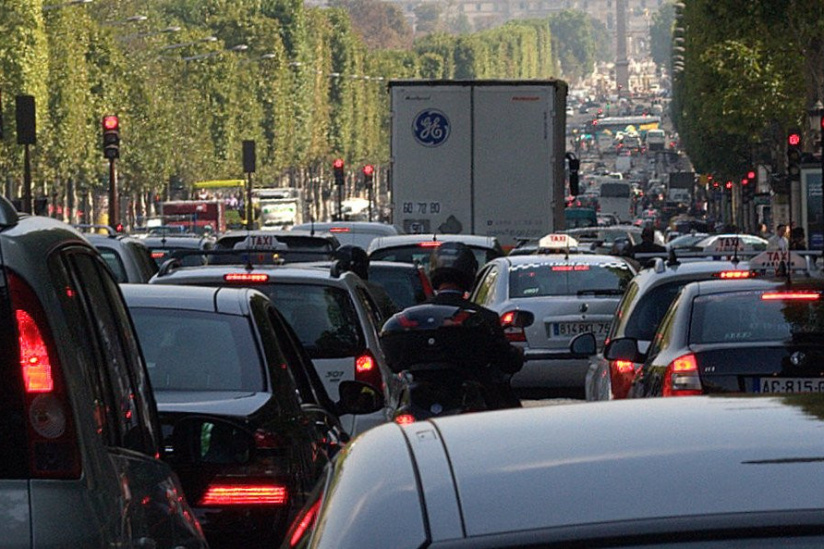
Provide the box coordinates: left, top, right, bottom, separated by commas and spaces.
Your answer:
749, 250, 806, 274
538, 233, 579, 250
705, 236, 744, 253
238, 234, 288, 250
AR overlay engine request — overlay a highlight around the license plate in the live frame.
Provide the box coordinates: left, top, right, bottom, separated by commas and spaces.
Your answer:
548, 322, 611, 338
757, 378, 824, 394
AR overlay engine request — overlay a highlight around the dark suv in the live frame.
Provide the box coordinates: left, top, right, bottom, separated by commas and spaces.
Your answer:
0, 197, 206, 547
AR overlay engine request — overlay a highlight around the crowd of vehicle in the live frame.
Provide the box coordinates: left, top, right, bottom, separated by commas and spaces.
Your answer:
5, 180, 824, 548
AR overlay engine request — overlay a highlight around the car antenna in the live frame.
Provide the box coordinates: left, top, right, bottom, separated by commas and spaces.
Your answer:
666, 247, 679, 266
310, 214, 315, 237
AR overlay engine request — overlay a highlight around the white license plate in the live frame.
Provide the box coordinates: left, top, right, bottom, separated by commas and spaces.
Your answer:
757, 378, 824, 393
548, 322, 611, 338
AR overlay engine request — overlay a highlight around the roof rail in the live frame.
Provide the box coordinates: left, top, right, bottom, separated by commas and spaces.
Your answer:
156, 257, 181, 277
73, 223, 116, 236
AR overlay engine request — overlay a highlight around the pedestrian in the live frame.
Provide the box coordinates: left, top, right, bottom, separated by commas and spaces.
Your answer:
767, 224, 789, 251
790, 227, 807, 250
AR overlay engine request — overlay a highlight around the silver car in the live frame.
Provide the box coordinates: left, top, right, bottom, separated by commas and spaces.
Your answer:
0, 197, 206, 547
472, 253, 636, 398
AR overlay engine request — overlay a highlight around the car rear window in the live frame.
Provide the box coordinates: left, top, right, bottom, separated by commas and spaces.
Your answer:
97, 247, 128, 282
689, 290, 824, 344
259, 284, 364, 359
623, 280, 687, 341
508, 261, 633, 298
370, 245, 496, 272
130, 308, 265, 391
369, 267, 426, 309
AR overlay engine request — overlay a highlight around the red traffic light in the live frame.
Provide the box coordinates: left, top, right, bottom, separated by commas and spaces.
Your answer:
788, 132, 801, 147
102, 115, 119, 131
746, 170, 756, 180
333, 158, 344, 170
362, 164, 374, 177
725, 181, 733, 190
741, 178, 749, 185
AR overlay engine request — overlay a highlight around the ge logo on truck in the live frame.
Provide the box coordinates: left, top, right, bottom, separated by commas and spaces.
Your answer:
413, 109, 450, 147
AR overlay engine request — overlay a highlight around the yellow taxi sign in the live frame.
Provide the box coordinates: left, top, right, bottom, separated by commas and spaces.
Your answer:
538, 233, 579, 250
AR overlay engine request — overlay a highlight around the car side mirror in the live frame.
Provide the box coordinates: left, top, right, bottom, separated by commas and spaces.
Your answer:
569, 332, 597, 357
337, 380, 385, 416
170, 417, 255, 466
603, 337, 641, 363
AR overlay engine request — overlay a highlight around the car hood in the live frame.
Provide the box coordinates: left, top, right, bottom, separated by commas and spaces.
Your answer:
155, 390, 271, 417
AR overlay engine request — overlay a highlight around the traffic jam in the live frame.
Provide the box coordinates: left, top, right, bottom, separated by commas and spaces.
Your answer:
5, 0, 824, 547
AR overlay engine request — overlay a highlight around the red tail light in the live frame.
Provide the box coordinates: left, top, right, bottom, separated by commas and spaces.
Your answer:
761, 291, 820, 301
418, 241, 442, 248
394, 413, 416, 425
613, 360, 634, 374
662, 353, 702, 396
151, 251, 166, 259
199, 483, 288, 506
10, 271, 80, 479
223, 273, 270, 283
500, 310, 534, 342
329, 227, 350, 233
355, 351, 382, 389
715, 270, 755, 279
289, 499, 322, 547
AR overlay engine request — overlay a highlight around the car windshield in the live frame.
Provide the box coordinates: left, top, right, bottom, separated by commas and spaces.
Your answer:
129, 308, 265, 391
508, 261, 633, 298
690, 291, 824, 344
258, 283, 365, 359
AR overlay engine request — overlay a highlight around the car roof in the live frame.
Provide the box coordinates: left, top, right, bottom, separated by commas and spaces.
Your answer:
327, 396, 824, 545
120, 283, 254, 315
151, 261, 356, 286
367, 234, 500, 254
291, 221, 401, 235
500, 253, 635, 267
681, 276, 824, 298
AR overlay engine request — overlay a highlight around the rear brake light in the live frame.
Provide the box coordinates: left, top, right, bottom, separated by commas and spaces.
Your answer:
224, 273, 270, 283
17, 309, 54, 393
662, 353, 702, 396
199, 484, 288, 506
418, 241, 442, 248
613, 360, 634, 374
329, 227, 350, 233
355, 351, 382, 390
716, 270, 755, 279
500, 310, 534, 342
550, 265, 590, 271
151, 251, 166, 259
10, 271, 80, 479
289, 499, 322, 547
761, 291, 820, 301
394, 413, 416, 425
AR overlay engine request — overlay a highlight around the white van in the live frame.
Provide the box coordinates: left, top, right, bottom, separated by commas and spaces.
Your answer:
646, 129, 667, 151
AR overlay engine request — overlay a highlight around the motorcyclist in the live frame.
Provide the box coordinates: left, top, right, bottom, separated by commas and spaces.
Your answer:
422, 241, 523, 409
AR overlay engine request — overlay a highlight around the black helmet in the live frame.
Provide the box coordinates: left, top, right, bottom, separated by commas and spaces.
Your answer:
380, 303, 493, 373
334, 245, 369, 280
429, 242, 478, 291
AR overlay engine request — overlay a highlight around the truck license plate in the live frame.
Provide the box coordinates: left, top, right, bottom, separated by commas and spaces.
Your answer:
757, 378, 824, 393
548, 322, 611, 338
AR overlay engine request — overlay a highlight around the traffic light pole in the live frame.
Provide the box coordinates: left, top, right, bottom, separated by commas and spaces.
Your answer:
108, 158, 118, 228
22, 144, 32, 214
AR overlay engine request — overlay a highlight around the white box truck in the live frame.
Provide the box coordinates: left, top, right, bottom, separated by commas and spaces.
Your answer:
389, 80, 568, 247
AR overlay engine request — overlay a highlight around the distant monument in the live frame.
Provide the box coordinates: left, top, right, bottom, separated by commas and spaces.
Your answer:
615, 0, 629, 96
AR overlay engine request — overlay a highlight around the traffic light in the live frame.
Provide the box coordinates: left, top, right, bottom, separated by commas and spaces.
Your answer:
724, 180, 733, 199
787, 128, 802, 182
362, 164, 374, 187
333, 158, 344, 186
102, 115, 120, 159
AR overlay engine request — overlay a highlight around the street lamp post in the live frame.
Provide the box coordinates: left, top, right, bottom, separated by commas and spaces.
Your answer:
808, 101, 824, 252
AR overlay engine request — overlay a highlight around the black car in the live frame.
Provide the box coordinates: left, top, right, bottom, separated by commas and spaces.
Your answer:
141, 231, 216, 267
121, 283, 382, 548
604, 276, 824, 397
